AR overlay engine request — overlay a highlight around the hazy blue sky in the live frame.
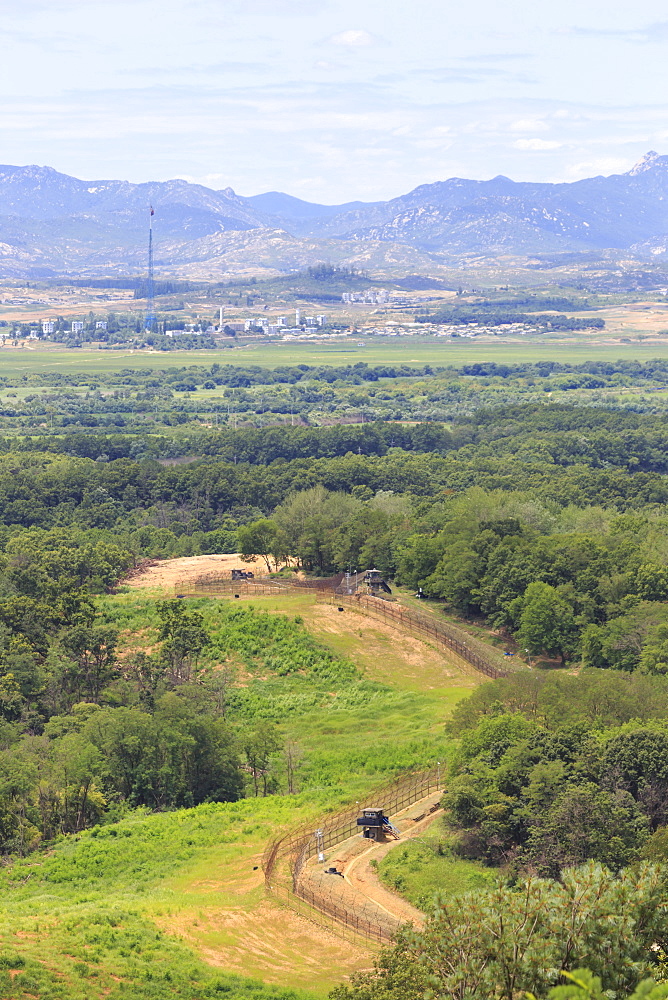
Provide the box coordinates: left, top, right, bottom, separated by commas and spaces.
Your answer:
3, 0, 668, 201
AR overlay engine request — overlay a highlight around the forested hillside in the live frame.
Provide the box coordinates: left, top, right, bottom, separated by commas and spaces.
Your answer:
4, 354, 668, 998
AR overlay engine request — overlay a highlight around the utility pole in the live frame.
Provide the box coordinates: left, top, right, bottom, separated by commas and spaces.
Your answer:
144, 206, 156, 333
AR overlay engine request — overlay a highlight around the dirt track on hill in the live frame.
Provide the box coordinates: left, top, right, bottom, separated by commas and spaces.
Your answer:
301, 792, 443, 935
342, 803, 443, 928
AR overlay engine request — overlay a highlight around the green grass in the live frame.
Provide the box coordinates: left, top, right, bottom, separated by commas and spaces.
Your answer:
108, 592, 465, 789
0, 588, 480, 997
6, 335, 668, 375
0, 798, 324, 1000
377, 833, 497, 911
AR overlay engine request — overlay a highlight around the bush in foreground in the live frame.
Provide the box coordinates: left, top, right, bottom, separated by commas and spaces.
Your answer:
331, 862, 668, 1000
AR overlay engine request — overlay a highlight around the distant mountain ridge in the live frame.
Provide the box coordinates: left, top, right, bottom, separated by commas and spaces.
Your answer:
2, 153, 668, 277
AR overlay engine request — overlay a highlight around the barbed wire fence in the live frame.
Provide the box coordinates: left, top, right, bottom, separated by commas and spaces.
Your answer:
176, 573, 511, 680
320, 593, 510, 680
262, 764, 443, 943
174, 573, 510, 938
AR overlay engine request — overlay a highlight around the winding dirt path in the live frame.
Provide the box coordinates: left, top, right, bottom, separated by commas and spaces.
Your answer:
342, 800, 443, 928
301, 791, 443, 932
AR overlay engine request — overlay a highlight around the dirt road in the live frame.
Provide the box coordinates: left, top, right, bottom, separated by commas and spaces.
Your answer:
301, 792, 443, 934
342, 801, 443, 928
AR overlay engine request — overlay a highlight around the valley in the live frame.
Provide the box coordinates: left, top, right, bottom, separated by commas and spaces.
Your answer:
0, 561, 480, 997
8, 2, 668, 998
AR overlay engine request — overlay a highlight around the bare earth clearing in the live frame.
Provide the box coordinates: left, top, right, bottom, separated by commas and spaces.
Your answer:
155, 895, 372, 991
125, 553, 245, 589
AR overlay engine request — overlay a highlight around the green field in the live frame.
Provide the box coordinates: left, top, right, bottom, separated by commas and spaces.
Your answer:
5, 336, 668, 374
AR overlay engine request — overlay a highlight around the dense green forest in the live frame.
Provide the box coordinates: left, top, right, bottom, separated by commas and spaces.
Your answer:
445, 671, 668, 873
333, 863, 668, 1000
4, 387, 668, 706
5, 353, 668, 999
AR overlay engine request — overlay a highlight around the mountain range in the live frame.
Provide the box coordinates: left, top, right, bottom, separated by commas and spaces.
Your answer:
3, 152, 668, 279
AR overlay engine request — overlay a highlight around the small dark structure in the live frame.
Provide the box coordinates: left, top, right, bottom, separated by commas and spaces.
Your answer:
363, 569, 392, 596
231, 568, 254, 581
356, 807, 401, 841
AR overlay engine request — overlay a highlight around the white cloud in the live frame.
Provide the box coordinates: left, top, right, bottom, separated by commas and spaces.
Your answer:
509, 118, 549, 132
326, 29, 376, 47
565, 21, 668, 44
177, 172, 230, 188
513, 138, 562, 150
563, 157, 632, 179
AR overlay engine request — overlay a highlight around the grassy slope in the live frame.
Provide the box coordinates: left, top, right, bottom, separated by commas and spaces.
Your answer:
0, 587, 480, 998
0, 799, 317, 1000
375, 827, 497, 912
4, 335, 668, 375
109, 591, 475, 786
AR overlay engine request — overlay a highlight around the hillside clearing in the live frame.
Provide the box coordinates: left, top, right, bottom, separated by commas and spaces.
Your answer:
2, 556, 479, 994
93, 567, 477, 987
120, 556, 481, 692
124, 553, 244, 590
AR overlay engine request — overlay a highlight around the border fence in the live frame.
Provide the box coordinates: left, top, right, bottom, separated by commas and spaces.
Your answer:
262, 764, 443, 942
321, 593, 509, 680
173, 571, 509, 939
176, 572, 510, 680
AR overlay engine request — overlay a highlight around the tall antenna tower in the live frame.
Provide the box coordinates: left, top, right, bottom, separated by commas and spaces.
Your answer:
144, 205, 156, 332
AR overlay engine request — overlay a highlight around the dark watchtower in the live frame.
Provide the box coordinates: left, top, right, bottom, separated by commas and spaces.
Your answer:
231, 568, 254, 581
363, 569, 392, 597
356, 807, 400, 841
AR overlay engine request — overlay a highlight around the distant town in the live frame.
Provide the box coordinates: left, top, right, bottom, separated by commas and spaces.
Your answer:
0, 275, 609, 350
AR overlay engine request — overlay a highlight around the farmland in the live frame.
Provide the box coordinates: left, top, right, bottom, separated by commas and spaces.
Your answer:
4, 334, 668, 375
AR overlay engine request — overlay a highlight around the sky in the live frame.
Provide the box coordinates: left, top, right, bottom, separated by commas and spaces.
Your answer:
2, 0, 668, 202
